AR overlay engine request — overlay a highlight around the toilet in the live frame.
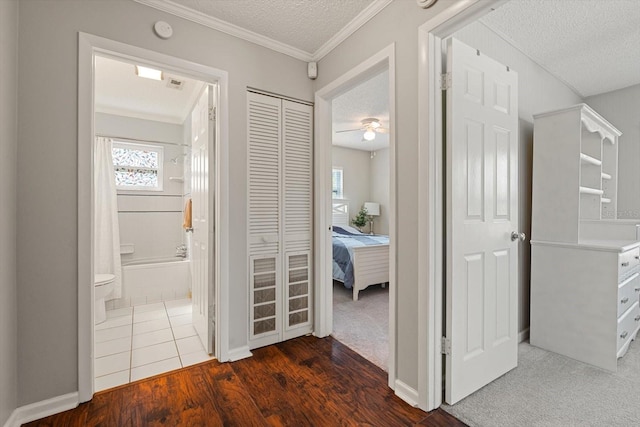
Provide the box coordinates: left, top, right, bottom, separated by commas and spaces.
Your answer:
95, 273, 115, 324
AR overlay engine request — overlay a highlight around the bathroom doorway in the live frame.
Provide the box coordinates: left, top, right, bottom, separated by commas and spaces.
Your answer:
91, 53, 218, 392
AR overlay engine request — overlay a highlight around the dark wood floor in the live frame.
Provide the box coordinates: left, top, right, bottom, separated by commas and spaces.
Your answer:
26, 336, 466, 426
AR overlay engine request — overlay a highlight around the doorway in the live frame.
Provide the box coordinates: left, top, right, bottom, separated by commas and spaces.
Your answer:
418, 0, 640, 414
78, 33, 230, 402
314, 44, 397, 389
330, 69, 391, 371
91, 54, 217, 391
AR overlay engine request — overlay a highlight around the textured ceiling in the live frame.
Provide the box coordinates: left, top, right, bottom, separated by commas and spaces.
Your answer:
332, 70, 389, 151
481, 0, 640, 97
95, 55, 204, 124
169, 0, 375, 54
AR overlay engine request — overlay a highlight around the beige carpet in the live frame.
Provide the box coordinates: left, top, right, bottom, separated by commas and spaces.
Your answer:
442, 338, 640, 426
331, 281, 389, 371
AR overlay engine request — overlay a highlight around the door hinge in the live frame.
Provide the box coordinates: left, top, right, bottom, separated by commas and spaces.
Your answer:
440, 73, 452, 90
441, 336, 451, 355
209, 106, 216, 122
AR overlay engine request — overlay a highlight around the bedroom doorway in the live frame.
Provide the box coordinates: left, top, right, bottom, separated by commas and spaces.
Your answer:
330, 68, 391, 371
314, 44, 397, 389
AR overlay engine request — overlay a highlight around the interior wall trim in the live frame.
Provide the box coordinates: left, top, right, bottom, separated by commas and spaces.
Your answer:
518, 327, 530, 343
394, 380, 419, 408
227, 345, 253, 362
133, 0, 393, 62
3, 392, 79, 427
133, 0, 313, 62
246, 87, 313, 106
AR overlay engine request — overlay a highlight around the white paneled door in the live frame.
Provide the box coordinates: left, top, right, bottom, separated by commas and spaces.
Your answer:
191, 85, 214, 354
445, 38, 519, 404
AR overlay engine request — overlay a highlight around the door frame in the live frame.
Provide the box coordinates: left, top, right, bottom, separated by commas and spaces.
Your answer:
416, 0, 508, 411
314, 44, 397, 389
77, 33, 230, 402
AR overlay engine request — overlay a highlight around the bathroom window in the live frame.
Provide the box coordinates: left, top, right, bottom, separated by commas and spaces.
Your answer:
112, 141, 164, 191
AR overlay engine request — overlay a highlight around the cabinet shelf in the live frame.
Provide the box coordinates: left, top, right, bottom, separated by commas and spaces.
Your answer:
579, 186, 604, 196
580, 153, 602, 166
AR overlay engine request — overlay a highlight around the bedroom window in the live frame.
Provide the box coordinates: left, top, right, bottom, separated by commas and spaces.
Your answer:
332, 167, 344, 199
112, 141, 164, 191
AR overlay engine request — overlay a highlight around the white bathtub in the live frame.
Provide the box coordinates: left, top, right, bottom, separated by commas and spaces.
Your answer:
112, 258, 191, 308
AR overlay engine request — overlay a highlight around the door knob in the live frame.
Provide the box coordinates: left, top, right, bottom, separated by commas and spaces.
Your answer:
511, 231, 526, 242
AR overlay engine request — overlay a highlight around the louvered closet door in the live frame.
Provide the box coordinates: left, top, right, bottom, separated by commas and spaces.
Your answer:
248, 92, 282, 347
282, 100, 313, 338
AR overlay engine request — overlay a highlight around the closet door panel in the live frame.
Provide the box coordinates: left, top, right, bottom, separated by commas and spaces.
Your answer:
249, 254, 281, 348
283, 251, 312, 340
248, 93, 281, 256
283, 100, 313, 253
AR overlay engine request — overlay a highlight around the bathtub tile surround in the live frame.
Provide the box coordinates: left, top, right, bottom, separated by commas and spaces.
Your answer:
93, 299, 214, 392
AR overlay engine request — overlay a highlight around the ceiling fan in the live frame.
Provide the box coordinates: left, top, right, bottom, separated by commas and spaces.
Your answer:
335, 118, 388, 141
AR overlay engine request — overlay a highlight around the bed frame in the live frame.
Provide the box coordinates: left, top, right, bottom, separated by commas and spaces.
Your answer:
332, 202, 389, 301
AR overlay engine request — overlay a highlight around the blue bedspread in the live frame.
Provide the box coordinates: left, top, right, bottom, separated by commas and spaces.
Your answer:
332, 226, 389, 289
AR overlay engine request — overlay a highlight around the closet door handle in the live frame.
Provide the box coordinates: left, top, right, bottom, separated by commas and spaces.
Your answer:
620, 331, 628, 339
621, 297, 629, 304
635, 315, 640, 322
635, 287, 640, 293
621, 261, 630, 267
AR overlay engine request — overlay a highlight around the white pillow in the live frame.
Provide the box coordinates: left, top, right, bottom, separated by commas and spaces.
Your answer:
338, 225, 364, 235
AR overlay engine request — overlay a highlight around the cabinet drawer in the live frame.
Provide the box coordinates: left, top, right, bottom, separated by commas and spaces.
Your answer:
618, 273, 640, 318
617, 301, 640, 353
618, 248, 640, 281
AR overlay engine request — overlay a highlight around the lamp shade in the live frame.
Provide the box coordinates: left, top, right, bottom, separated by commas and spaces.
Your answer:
363, 202, 380, 216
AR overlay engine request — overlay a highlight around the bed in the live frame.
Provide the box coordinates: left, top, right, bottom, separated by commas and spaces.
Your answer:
332, 202, 389, 301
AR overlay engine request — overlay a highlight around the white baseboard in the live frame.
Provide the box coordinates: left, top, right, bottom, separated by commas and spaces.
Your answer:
3, 410, 18, 427
227, 346, 252, 362
519, 327, 530, 343
4, 392, 79, 427
394, 379, 419, 407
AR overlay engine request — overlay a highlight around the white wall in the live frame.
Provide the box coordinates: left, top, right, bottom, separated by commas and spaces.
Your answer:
316, 0, 584, 391
370, 148, 390, 235
455, 21, 583, 335
17, 0, 312, 406
332, 147, 390, 234
0, 0, 18, 423
96, 113, 186, 264
332, 146, 370, 228
585, 84, 640, 219
316, 0, 459, 391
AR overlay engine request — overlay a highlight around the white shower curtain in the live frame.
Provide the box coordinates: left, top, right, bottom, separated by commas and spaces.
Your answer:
95, 137, 122, 299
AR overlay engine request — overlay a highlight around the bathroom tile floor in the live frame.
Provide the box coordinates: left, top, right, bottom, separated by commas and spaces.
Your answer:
94, 298, 214, 392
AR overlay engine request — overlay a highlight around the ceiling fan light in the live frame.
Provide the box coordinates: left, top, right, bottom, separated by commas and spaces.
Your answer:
363, 130, 376, 141
370, 120, 381, 129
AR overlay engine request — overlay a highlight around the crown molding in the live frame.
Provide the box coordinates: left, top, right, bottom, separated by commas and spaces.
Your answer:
313, 0, 393, 61
133, 0, 314, 62
134, 0, 393, 63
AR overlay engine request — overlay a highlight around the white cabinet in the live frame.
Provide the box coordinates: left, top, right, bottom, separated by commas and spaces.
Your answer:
530, 104, 640, 371
247, 91, 313, 349
530, 242, 640, 371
